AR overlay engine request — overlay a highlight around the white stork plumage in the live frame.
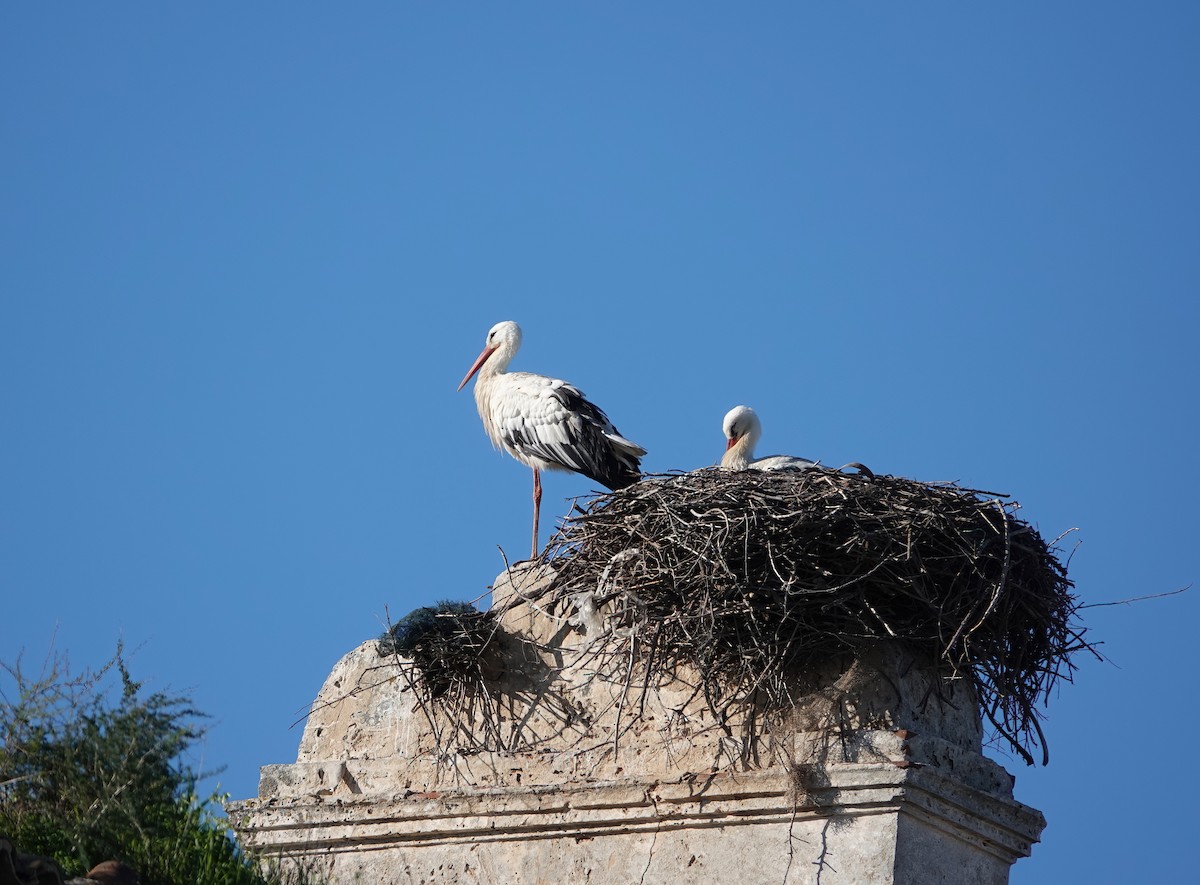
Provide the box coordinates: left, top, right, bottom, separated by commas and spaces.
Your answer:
720, 405, 819, 471
457, 321, 646, 558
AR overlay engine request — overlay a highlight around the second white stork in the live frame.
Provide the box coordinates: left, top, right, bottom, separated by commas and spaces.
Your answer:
721, 405, 819, 471
457, 320, 646, 558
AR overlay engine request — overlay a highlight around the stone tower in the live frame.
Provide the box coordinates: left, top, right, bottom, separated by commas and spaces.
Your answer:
230, 563, 1045, 884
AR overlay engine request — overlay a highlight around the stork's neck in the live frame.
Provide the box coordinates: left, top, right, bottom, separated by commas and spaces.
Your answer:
480, 339, 517, 381
472, 340, 517, 442
721, 430, 759, 470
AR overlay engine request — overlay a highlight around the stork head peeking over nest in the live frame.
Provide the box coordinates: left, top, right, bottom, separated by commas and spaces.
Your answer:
721, 405, 818, 472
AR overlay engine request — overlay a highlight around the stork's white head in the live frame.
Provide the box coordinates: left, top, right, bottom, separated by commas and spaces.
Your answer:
485, 320, 522, 353
721, 405, 763, 469
457, 320, 523, 391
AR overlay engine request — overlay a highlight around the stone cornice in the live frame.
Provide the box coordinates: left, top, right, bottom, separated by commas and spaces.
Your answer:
231, 762, 1043, 865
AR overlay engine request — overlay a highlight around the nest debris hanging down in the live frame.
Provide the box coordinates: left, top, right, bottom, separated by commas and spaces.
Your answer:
530, 467, 1093, 766
378, 601, 498, 699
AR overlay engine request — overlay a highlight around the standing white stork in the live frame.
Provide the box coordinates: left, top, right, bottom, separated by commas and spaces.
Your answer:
720, 405, 819, 471
457, 321, 646, 558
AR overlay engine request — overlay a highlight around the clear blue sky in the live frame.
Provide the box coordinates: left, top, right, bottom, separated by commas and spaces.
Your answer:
3, 4, 1197, 881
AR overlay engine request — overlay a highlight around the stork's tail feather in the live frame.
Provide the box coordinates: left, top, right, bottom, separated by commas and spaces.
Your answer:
586, 435, 645, 491
608, 465, 643, 490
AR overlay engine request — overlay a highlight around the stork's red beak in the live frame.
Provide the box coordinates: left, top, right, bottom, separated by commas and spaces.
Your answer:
726, 436, 738, 451
457, 345, 498, 391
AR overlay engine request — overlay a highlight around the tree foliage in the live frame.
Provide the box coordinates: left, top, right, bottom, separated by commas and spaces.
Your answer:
0, 643, 290, 885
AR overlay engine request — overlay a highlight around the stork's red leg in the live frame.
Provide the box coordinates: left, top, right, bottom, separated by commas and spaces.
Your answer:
531, 467, 542, 559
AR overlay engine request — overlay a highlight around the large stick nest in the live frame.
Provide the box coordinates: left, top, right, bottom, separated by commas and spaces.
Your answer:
535, 467, 1091, 765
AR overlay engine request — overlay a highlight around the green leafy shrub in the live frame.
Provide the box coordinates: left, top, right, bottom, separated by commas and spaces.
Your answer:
0, 643, 308, 885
